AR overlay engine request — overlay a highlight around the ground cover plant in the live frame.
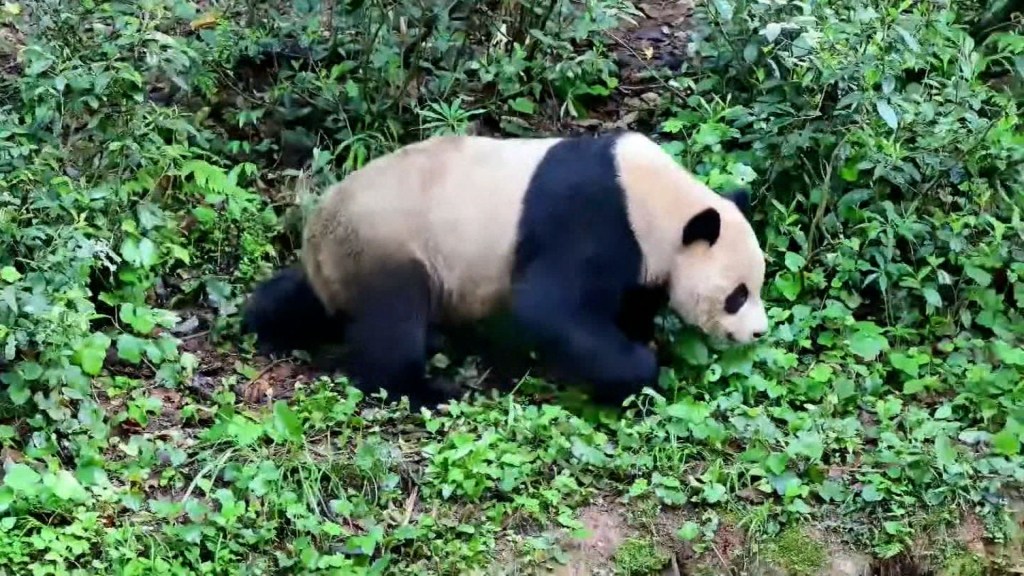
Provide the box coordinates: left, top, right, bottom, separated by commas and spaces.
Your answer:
1, 0, 1023, 574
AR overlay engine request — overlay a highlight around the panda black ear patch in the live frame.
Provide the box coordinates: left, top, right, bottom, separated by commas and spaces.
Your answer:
682, 207, 722, 247
726, 188, 752, 217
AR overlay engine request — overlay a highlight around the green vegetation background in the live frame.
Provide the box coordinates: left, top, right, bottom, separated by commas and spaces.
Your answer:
0, 0, 1022, 574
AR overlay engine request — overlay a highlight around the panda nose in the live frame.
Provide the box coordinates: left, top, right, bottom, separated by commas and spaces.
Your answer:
752, 331, 765, 339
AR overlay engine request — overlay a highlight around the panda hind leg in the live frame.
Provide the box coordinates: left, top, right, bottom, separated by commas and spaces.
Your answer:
344, 260, 460, 411
511, 272, 658, 407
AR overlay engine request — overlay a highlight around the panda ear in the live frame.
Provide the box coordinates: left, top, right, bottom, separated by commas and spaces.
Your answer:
682, 207, 721, 247
726, 188, 751, 217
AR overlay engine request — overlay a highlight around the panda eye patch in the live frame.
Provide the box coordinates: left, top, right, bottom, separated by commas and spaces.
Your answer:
724, 284, 748, 314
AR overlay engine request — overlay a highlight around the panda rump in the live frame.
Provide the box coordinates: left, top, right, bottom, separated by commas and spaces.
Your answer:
241, 130, 766, 409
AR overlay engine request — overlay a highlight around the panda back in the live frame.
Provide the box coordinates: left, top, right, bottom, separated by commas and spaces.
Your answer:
303, 135, 563, 321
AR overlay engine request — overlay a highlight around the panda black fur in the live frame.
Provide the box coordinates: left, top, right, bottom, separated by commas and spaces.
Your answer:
242, 130, 769, 409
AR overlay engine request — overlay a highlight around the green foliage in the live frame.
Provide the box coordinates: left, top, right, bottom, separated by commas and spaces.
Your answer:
651, 0, 1024, 555
1, 0, 1023, 573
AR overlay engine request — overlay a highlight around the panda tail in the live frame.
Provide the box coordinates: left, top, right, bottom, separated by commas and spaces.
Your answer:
240, 264, 338, 354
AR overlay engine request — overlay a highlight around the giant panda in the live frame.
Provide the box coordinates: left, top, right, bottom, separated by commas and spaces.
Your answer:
241, 130, 769, 410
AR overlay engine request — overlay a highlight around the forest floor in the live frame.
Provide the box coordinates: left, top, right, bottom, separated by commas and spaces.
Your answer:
157, 3, 1021, 575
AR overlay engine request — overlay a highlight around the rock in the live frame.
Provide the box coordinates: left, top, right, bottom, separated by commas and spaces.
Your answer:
549, 506, 630, 575
171, 316, 201, 335
827, 552, 873, 576
641, 92, 662, 106
634, 27, 666, 42
661, 555, 681, 576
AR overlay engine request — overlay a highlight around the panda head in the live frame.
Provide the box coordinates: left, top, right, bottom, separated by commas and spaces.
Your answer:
670, 189, 768, 345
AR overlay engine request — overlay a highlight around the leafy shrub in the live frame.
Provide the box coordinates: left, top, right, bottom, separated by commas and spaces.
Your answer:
650, 0, 1024, 555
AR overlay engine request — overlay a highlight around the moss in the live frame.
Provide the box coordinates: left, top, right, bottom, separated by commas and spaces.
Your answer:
939, 550, 986, 576
613, 537, 670, 575
763, 526, 827, 576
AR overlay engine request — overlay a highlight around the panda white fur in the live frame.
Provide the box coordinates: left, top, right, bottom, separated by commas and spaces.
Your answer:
241, 130, 769, 409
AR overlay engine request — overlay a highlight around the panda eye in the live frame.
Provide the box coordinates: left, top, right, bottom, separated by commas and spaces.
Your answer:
724, 283, 748, 315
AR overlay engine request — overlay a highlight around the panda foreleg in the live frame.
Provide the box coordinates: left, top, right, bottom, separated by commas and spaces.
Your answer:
511, 275, 659, 406
343, 260, 460, 411
616, 286, 667, 344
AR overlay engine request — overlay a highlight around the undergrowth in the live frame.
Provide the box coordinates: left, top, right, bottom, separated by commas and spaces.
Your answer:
0, 0, 1022, 574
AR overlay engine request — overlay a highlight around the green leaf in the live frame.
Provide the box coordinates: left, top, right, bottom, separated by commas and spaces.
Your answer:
807, 363, 833, 383
74, 333, 111, 376
765, 452, 789, 475
628, 478, 649, 497
775, 272, 802, 301
25, 55, 54, 76
875, 397, 904, 421
791, 32, 814, 57
227, 414, 264, 446
743, 42, 759, 63
992, 429, 1020, 456
847, 323, 889, 361
882, 75, 895, 95
193, 205, 217, 224
889, 352, 925, 377
921, 288, 942, 308
784, 251, 806, 271
0, 486, 13, 513
840, 159, 860, 181
138, 238, 159, 269
860, 484, 883, 502
934, 434, 957, 467
674, 332, 709, 366
993, 341, 1024, 365
788, 430, 824, 462
116, 334, 145, 364
347, 525, 384, 556
3, 463, 41, 493
120, 238, 140, 267
769, 471, 803, 498
676, 521, 701, 541
834, 378, 856, 401
17, 361, 42, 381
120, 304, 158, 334
702, 482, 727, 503
571, 437, 609, 466
817, 480, 846, 502
762, 22, 782, 42
876, 99, 899, 130
665, 398, 712, 423
903, 378, 926, 394
693, 123, 727, 148
893, 25, 920, 52
508, 97, 535, 114
6, 379, 29, 405
45, 470, 89, 501
963, 265, 992, 287
79, 350, 107, 376
271, 401, 304, 444
0, 266, 21, 283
